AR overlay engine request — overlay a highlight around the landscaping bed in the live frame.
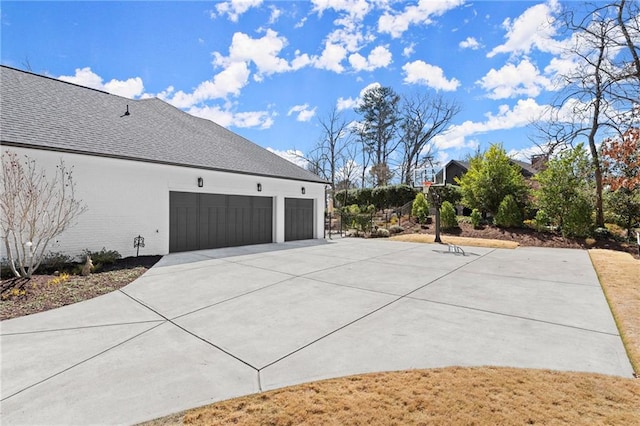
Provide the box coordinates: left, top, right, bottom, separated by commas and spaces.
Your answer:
397, 219, 639, 258
0, 255, 160, 321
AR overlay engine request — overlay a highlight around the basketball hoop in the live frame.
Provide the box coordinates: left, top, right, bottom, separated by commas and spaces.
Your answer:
423, 181, 432, 189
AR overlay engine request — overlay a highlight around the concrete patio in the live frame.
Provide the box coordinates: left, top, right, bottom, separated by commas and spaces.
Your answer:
0, 238, 633, 425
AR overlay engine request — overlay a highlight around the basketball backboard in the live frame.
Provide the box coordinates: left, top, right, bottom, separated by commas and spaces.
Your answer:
413, 164, 446, 190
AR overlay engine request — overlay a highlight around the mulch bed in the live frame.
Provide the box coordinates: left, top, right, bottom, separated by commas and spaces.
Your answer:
0, 255, 161, 321
398, 220, 639, 258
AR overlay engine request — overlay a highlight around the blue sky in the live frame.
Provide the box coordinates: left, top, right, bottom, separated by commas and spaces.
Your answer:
2, 0, 582, 174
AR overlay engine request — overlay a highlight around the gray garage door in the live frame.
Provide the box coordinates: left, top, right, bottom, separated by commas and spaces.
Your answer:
170, 192, 273, 252
285, 198, 314, 241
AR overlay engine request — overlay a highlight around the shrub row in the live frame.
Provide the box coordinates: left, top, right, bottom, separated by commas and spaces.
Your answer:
335, 184, 418, 210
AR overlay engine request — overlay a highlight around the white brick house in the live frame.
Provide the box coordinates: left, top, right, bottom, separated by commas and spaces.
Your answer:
0, 66, 327, 259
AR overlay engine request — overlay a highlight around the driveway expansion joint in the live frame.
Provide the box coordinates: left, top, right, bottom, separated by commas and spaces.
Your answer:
258, 248, 495, 371
1, 322, 164, 402
0, 319, 165, 336
404, 296, 622, 337
119, 289, 260, 372
3, 240, 633, 425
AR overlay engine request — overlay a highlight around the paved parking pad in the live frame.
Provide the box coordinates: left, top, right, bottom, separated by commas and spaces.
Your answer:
1, 238, 634, 425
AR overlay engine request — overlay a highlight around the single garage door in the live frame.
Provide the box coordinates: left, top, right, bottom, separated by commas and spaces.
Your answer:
170, 192, 273, 252
285, 198, 314, 241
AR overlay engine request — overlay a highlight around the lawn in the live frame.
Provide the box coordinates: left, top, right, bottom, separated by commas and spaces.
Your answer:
140, 245, 640, 426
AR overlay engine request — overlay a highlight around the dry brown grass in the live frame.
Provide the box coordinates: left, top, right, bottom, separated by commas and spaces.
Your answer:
390, 233, 519, 249
590, 249, 640, 374
142, 367, 640, 426
140, 248, 640, 426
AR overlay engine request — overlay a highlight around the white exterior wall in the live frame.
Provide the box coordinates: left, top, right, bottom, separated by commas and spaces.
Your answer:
1, 146, 326, 259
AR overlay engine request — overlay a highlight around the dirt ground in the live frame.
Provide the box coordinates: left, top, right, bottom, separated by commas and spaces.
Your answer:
398, 219, 640, 258
0, 255, 161, 320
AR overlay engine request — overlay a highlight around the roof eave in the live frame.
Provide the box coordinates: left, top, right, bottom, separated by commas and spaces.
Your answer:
0, 141, 329, 185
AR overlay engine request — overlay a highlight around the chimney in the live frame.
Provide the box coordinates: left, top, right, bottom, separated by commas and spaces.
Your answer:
531, 154, 548, 171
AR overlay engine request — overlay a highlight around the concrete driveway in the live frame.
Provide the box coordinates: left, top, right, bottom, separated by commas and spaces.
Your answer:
1, 238, 634, 425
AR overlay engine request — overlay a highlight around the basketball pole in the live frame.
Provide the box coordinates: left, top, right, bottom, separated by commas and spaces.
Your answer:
424, 181, 442, 244
432, 187, 442, 243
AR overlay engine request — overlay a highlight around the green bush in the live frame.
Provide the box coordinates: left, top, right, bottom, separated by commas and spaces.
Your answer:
412, 192, 430, 224
389, 184, 418, 207
440, 201, 458, 229
494, 195, 522, 228
562, 195, 593, 237
389, 225, 404, 234
438, 185, 463, 206
83, 247, 121, 271
371, 186, 388, 209
356, 187, 373, 207
40, 251, 75, 273
341, 204, 374, 236
534, 209, 550, 232
456, 215, 472, 224
593, 227, 611, 240
470, 209, 482, 229
373, 228, 390, 238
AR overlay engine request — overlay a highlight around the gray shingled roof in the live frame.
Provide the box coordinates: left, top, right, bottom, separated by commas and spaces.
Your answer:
0, 66, 326, 184
445, 159, 537, 178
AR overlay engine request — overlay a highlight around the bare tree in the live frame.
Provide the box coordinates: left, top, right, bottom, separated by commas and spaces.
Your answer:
312, 107, 351, 205
536, 1, 640, 227
350, 124, 373, 189
399, 93, 461, 185
1, 151, 87, 278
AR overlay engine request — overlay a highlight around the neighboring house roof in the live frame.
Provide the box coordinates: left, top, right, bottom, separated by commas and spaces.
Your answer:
509, 159, 537, 178
0, 66, 326, 184
442, 158, 538, 179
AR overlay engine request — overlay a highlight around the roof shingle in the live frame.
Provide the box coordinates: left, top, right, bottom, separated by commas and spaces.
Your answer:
0, 66, 326, 184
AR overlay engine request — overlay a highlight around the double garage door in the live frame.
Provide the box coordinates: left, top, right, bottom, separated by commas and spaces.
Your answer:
170, 192, 313, 252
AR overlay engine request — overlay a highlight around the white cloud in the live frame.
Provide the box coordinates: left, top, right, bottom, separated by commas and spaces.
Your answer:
186, 105, 235, 127
213, 0, 263, 22
312, 41, 348, 73
349, 45, 392, 71
403, 43, 416, 57
487, 0, 564, 58
167, 61, 251, 108
58, 67, 144, 99
233, 110, 275, 128
268, 5, 281, 24
311, 0, 370, 20
507, 144, 547, 162
188, 105, 275, 129
288, 104, 317, 122
402, 60, 460, 91
459, 36, 480, 50
215, 30, 293, 80
378, 0, 465, 38
337, 82, 381, 111
267, 148, 308, 168
432, 98, 548, 149
477, 58, 552, 99
167, 29, 309, 109
291, 51, 313, 70
336, 96, 358, 111
310, 0, 375, 75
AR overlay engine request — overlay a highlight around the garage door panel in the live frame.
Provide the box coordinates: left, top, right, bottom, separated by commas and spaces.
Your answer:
200, 194, 228, 249
228, 196, 250, 247
170, 192, 274, 252
285, 198, 313, 241
252, 197, 273, 244
169, 192, 198, 252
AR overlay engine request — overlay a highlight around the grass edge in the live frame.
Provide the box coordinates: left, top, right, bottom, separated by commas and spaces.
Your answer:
588, 249, 639, 376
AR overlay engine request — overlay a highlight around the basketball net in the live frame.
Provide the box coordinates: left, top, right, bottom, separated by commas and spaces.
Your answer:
423, 181, 432, 193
